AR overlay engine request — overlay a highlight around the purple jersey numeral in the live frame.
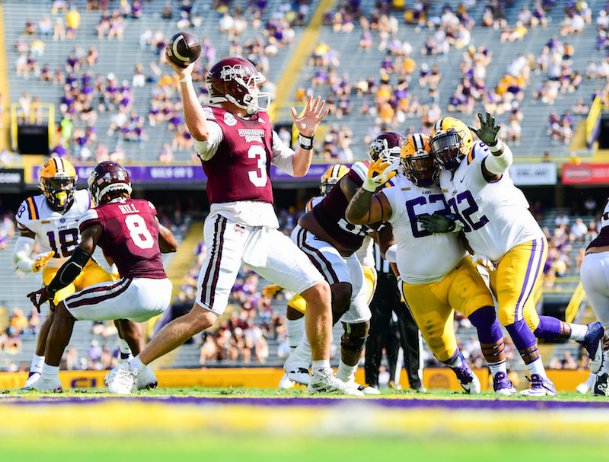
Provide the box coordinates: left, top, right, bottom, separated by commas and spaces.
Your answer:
448, 190, 489, 233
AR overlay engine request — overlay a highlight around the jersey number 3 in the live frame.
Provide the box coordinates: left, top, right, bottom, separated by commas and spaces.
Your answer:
248, 145, 268, 187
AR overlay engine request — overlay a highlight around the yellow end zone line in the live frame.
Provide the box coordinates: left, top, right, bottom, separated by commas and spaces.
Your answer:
0, 4, 9, 150
0, 402, 608, 438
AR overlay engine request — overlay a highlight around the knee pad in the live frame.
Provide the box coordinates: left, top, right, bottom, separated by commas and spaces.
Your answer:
341, 321, 369, 354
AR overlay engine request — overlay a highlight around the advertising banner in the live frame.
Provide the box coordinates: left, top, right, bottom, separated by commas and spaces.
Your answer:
562, 163, 609, 185
509, 163, 557, 186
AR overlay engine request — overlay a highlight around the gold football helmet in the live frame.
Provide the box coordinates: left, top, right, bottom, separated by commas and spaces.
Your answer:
429, 117, 474, 171
320, 164, 350, 196
39, 157, 77, 211
401, 134, 436, 187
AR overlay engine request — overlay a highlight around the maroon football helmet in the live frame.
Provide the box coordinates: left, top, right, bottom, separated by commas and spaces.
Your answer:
369, 131, 407, 162
206, 57, 271, 114
88, 161, 132, 204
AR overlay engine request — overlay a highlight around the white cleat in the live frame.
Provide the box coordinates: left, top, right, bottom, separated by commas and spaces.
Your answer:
346, 380, 381, 395
519, 374, 557, 397
28, 375, 63, 393
279, 373, 296, 389
135, 365, 158, 391
454, 366, 481, 394
286, 367, 311, 386
307, 369, 364, 396
576, 382, 591, 395
21, 372, 41, 391
105, 362, 138, 395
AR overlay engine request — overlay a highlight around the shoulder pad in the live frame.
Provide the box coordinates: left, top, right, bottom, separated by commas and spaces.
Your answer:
467, 141, 490, 165
350, 162, 369, 183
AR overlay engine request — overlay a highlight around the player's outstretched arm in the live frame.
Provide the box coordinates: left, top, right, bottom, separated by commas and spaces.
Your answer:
27, 224, 101, 312
166, 50, 210, 142
469, 112, 513, 181
158, 223, 178, 253
346, 159, 395, 225
290, 95, 330, 176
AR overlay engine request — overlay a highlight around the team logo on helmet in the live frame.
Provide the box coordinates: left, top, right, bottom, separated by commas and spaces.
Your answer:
88, 161, 132, 205
369, 132, 406, 162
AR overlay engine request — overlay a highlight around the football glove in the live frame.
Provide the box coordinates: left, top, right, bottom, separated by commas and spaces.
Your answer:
262, 284, 283, 298
27, 286, 53, 313
469, 112, 500, 147
32, 251, 55, 273
417, 213, 457, 233
363, 158, 398, 192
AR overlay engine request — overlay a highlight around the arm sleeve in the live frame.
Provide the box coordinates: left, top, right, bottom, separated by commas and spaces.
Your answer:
193, 120, 223, 161
483, 140, 513, 175
13, 236, 35, 272
270, 131, 295, 176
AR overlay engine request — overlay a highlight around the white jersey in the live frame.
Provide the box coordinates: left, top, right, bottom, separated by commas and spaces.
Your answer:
383, 175, 466, 284
15, 189, 92, 268
438, 141, 543, 262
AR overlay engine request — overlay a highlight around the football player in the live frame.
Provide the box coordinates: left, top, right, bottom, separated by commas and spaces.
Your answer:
284, 133, 406, 394
265, 164, 351, 389
579, 197, 609, 396
27, 161, 177, 392
13, 158, 138, 389
105, 55, 354, 395
347, 133, 515, 394
427, 114, 604, 395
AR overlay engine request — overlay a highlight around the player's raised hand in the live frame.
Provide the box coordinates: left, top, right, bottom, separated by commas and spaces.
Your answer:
27, 287, 52, 313
363, 158, 398, 192
165, 48, 194, 79
291, 95, 329, 137
32, 251, 55, 273
469, 112, 500, 147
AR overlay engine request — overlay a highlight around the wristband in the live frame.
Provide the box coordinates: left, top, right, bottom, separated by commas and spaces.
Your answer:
179, 75, 192, 83
489, 139, 503, 153
299, 133, 314, 150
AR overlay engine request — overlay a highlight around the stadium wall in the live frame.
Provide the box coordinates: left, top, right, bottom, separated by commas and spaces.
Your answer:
0, 368, 590, 392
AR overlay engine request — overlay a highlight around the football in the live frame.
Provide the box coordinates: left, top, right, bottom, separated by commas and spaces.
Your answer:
166, 32, 201, 68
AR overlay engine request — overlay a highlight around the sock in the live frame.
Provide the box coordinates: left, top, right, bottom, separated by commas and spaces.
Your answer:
117, 338, 132, 358
568, 323, 588, 341
311, 359, 331, 373
337, 360, 357, 382
285, 336, 312, 370
128, 355, 145, 374
533, 316, 571, 340
505, 319, 540, 362
287, 318, 305, 351
443, 350, 464, 369
584, 372, 597, 388
488, 361, 507, 377
525, 357, 547, 378
30, 354, 45, 374
41, 363, 59, 380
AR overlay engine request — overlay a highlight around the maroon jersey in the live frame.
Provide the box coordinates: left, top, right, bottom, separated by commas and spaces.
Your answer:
79, 199, 167, 279
312, 165, 371, 255
200, 106, 275, 205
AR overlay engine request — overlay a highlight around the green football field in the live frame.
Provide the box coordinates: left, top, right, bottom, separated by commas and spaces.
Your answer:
1, 388, 608, 462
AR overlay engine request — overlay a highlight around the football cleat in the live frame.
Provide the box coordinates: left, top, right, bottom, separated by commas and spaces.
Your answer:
346, 380, 381, 395
135, 365, 158, 391
579, 322, 605, 374
520, 374, 557, 396
21, 371, 41, 391
453, 365, 481, 394
28, 375, 63, 393
105, 362, 138, 395
278, 373, 296, 389
493, 372, 517, 395
594, 373, 608, 396
307, 369, 364, 396
575, 382, 591, 395
286, 367, 311, 386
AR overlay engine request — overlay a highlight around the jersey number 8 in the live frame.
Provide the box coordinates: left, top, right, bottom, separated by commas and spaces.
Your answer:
125, 214, 154, 249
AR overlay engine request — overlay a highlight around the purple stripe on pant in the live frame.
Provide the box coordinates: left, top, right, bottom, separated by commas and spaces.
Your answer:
513, 238, 539, 321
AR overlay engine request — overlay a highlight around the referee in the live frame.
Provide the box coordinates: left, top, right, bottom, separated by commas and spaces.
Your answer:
365, 237, 423, 391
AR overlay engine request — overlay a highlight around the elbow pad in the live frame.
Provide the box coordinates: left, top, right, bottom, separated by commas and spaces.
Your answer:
484, 141, 513, 175
47, 247, 92, 294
